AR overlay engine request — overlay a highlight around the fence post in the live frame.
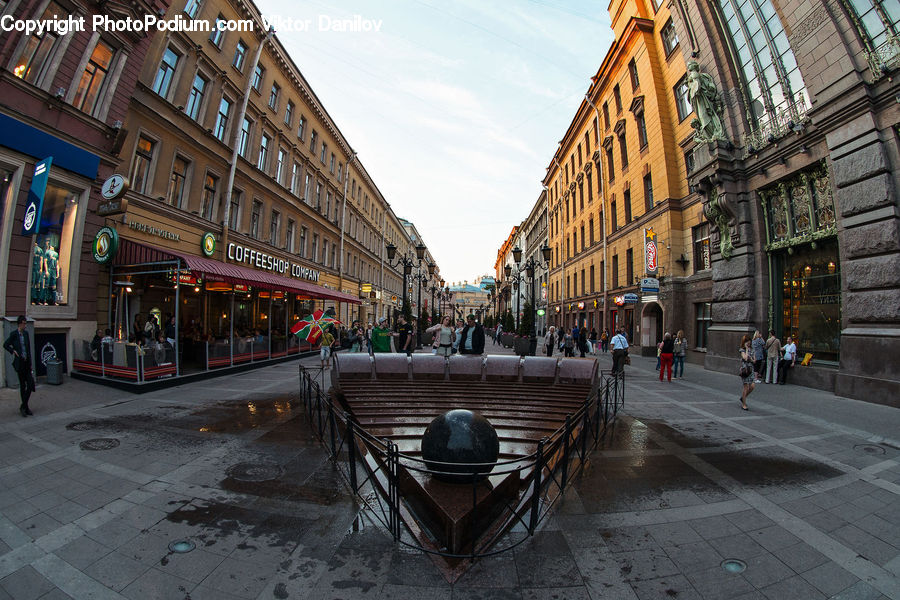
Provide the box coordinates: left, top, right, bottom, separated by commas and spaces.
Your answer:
561, 415, 572, 489
581, 401, 590, 460
346, 415, 357, 493
328, 405, 337, 457
529, 438, 546, 535
387, 440, 400, 540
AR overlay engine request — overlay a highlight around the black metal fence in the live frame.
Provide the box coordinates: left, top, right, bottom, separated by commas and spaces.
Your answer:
298, 366, 624, 558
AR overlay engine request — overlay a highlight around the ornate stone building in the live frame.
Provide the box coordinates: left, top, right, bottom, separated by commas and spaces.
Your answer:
672, 0, 900, 403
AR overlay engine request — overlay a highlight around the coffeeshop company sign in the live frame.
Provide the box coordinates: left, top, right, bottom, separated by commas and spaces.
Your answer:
226, 243, 320, 282
92, 226, 119, 264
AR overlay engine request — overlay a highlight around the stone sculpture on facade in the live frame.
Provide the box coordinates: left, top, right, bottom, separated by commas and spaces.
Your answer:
703, 193, 734, 260
686, 61, 728, 143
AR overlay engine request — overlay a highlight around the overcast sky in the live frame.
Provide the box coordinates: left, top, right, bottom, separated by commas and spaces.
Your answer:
255, 0, 614, 283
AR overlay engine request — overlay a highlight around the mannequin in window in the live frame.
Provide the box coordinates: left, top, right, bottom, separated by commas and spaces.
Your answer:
31, 241, 44, 304
43, 240, 59, 305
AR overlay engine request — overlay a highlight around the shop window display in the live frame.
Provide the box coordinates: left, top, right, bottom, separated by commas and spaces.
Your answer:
780, 242, 840, 363
30, 183, 78, 306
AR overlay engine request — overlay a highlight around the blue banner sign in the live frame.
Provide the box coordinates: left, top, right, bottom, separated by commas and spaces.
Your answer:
22, 157, 51, 236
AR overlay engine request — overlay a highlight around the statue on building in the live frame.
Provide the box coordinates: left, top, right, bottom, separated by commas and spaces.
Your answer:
686, 61, 728, 143
703, 193, 734, 260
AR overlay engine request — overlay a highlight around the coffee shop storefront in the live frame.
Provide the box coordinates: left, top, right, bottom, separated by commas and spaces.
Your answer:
73, 216, 359, 386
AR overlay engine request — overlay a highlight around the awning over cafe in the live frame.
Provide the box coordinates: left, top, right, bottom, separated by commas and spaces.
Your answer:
114, 240, 362, 304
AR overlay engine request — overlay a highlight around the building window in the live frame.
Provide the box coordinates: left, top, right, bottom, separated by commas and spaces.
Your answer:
299, 226, 308, 257
626, 248, 634, 284
185, 73, 207, 121
284, 100, 294, 125
587, 170, 594, 203
610, 200, 618, 232
252, 65, 264, 91
325, 191, 331, 218
612, 255, 619, 288
618, 130, 628, 169
330, 153, 335, 173
232, 40, 248, 71
624, 189, 632, 223
643, 174, 654, 212
311, 233, 319, 262
613, 84, 622, 113
605, 146, 614, 182
674, 76, 692, 121
661, 19, 680, 55
695, 302, 712, 349
275, 148, 286, 184
167, 156, 189, 207
716, 0, 809, 129
580, 224, 585, 251
184, 0, 201, 18
12, 1, 65, 84
602, 102, 610, 129
628, 58, 640, 91
636, 113, 648, 149
310, 129, 318, 152
298, 115, 306, 141
152, 47, 179, 98
285, 219, 295, 252
201, 173, 217, 220
590, 265, 595, 292
238, 117, 252, 157
589, 217, 595, 244
685, 150, 696, 174
209, 15, 225, 47
304, 173, 312, 203
320, 141, 327, 163
130, 136, 155, 194
228, 190, 241, 230
337, 162, 343, 182
322, 239, 329, 267
848, 0, 900, 50
315, 181, 322, 209
257, 134, 270, 171
214, 96, 232, 141
29, 182, 80, 306
268, 83, 279, 110
692, 223, 710, 272
73, 40, 115, 115
290, 162, 301, 195
269, 210, 280, 245
250, 200, 262, 238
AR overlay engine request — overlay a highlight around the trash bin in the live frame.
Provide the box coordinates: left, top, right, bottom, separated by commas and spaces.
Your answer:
46, 360, 64, 385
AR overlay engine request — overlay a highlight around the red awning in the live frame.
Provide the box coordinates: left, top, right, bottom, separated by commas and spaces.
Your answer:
114, 240, 361, 304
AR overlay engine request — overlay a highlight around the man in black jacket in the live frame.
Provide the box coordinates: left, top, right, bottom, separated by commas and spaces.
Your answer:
4, 316, 35, 417
458, 314, 485, 355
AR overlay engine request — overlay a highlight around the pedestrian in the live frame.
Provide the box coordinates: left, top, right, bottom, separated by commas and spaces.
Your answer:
371, 317, 392, 353
494, 322, 503, 346
765, 330, 781, 384
4, 316, 35, 417
739, 335, 755, 410
659, 332, 675, 381
90, 328, 103, 361
452, 319, 465, 354
589, 328, 598, 355
577, 328, 588, 357
563, 329, 575, 357
144, 314, 159, 341
673, 330, 687, 379
458, 314, 485, 355
320, 326, 336, 369
365, 322, 374, 355
392, 315, 414, 356
610, 327, 629, 373
164, 315, 176, 349
601, 328, 609, 353
557, 327, 565, 353
349, 322, 364, 352
656, 339, 663, 371
778, 335, 797, 385
544, 326, 556, 357
752, 330, 765, 383
426, 316, 456, 357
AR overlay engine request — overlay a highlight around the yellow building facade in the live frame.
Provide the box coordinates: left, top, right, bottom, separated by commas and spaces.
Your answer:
546, 0, 712, 353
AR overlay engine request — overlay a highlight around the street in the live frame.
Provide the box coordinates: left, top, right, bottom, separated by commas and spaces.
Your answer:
0, 348, 898, 599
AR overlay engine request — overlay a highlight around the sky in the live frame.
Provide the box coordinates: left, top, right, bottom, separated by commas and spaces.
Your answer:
255, 0, 615, 284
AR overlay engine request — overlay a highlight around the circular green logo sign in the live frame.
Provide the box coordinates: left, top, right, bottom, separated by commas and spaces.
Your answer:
93, 227, 119, 264
201, 232, 216, 257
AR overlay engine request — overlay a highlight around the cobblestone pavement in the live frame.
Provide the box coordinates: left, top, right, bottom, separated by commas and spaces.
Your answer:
0, 345, 898, 600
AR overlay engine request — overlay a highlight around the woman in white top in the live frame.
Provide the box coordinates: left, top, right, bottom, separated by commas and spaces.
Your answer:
544, 326, 556, 357
426, 316, 456, 357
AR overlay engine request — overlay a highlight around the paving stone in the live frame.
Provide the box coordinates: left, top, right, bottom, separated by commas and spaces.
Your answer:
646, 521, 703, 547
739, 553, 795, 588
706, 532, 767, 560
745, 525, 801, 552
451, 588, 522, 600
771, 542, 829, 573
0, 566, 55, 600
514, 553, 581, 588
519, 587, 590, 600
17, 512, 63, 540
829, 580, 886, 600
52, 535, 112, 570
613, 548, 680, 583
83, 550, 150, 592
800, 562, 860, 597
628, 574, 702, 600
759, 574, 827, 600
120, 567, 195, 600
685, 566, 756, 600
688, 515, 743, 540
599, 527, 662, 554
35, 589, 73, 600
380, 584, 453, 599
725, 509, 776, 532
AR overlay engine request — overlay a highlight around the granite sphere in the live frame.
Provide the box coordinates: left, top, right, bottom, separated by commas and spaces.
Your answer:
421, 409, 500, 483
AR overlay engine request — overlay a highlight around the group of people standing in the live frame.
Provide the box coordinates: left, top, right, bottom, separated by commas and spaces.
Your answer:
656, 331, 689, 381
739, 330, 798, 410
542, 326, 613, 358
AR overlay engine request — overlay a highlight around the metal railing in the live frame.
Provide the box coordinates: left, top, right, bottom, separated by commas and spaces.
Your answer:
298, 365, 624, 558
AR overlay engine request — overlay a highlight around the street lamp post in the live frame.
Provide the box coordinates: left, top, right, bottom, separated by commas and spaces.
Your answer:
504, 264, 524, 332
385, 241, 426, 324
510, 244, 552, 356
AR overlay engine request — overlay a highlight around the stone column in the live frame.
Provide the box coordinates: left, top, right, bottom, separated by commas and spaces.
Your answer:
828, 112, 900, 406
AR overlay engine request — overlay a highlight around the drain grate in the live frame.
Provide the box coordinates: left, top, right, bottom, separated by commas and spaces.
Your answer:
721, 559, 747, 574
226, 461, 284, 482
853, 444, 886, 455
79, 438, 120, 451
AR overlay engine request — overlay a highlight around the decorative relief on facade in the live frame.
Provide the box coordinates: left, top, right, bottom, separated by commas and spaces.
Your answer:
867, 34, 900, 81
703, 193, 734, 260
760, 162, 837, 251
788, 0, 839, 47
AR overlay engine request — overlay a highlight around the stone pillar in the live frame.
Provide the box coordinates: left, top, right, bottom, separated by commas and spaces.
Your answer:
828, 112, 900, 407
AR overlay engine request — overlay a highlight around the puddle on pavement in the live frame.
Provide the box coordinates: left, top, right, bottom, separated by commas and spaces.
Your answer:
166, 500, 312, 549
644, 420, 751, 448
220, 458, 344, 505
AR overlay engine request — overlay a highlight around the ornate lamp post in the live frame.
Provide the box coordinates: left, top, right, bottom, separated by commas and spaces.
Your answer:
504, 263, 523, 332
510, 244, 552, 355
386, 241, 426, 322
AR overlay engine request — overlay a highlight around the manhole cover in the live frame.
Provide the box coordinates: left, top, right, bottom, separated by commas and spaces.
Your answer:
853, 444, 886, 455
226, 462, 284, 482
721, 559, 747, 573
168, 540, 196, 553
79, 438, 120, 451
67, 422, 94, 431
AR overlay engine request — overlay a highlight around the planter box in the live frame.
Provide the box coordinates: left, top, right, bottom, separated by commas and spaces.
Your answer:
513, 338, 530, 356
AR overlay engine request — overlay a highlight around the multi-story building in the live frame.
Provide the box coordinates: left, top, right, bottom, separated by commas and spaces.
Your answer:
1, 0, 169, 385
544, 0, 704, 354
673, 0, 900, 402
519, 191, 550, 336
